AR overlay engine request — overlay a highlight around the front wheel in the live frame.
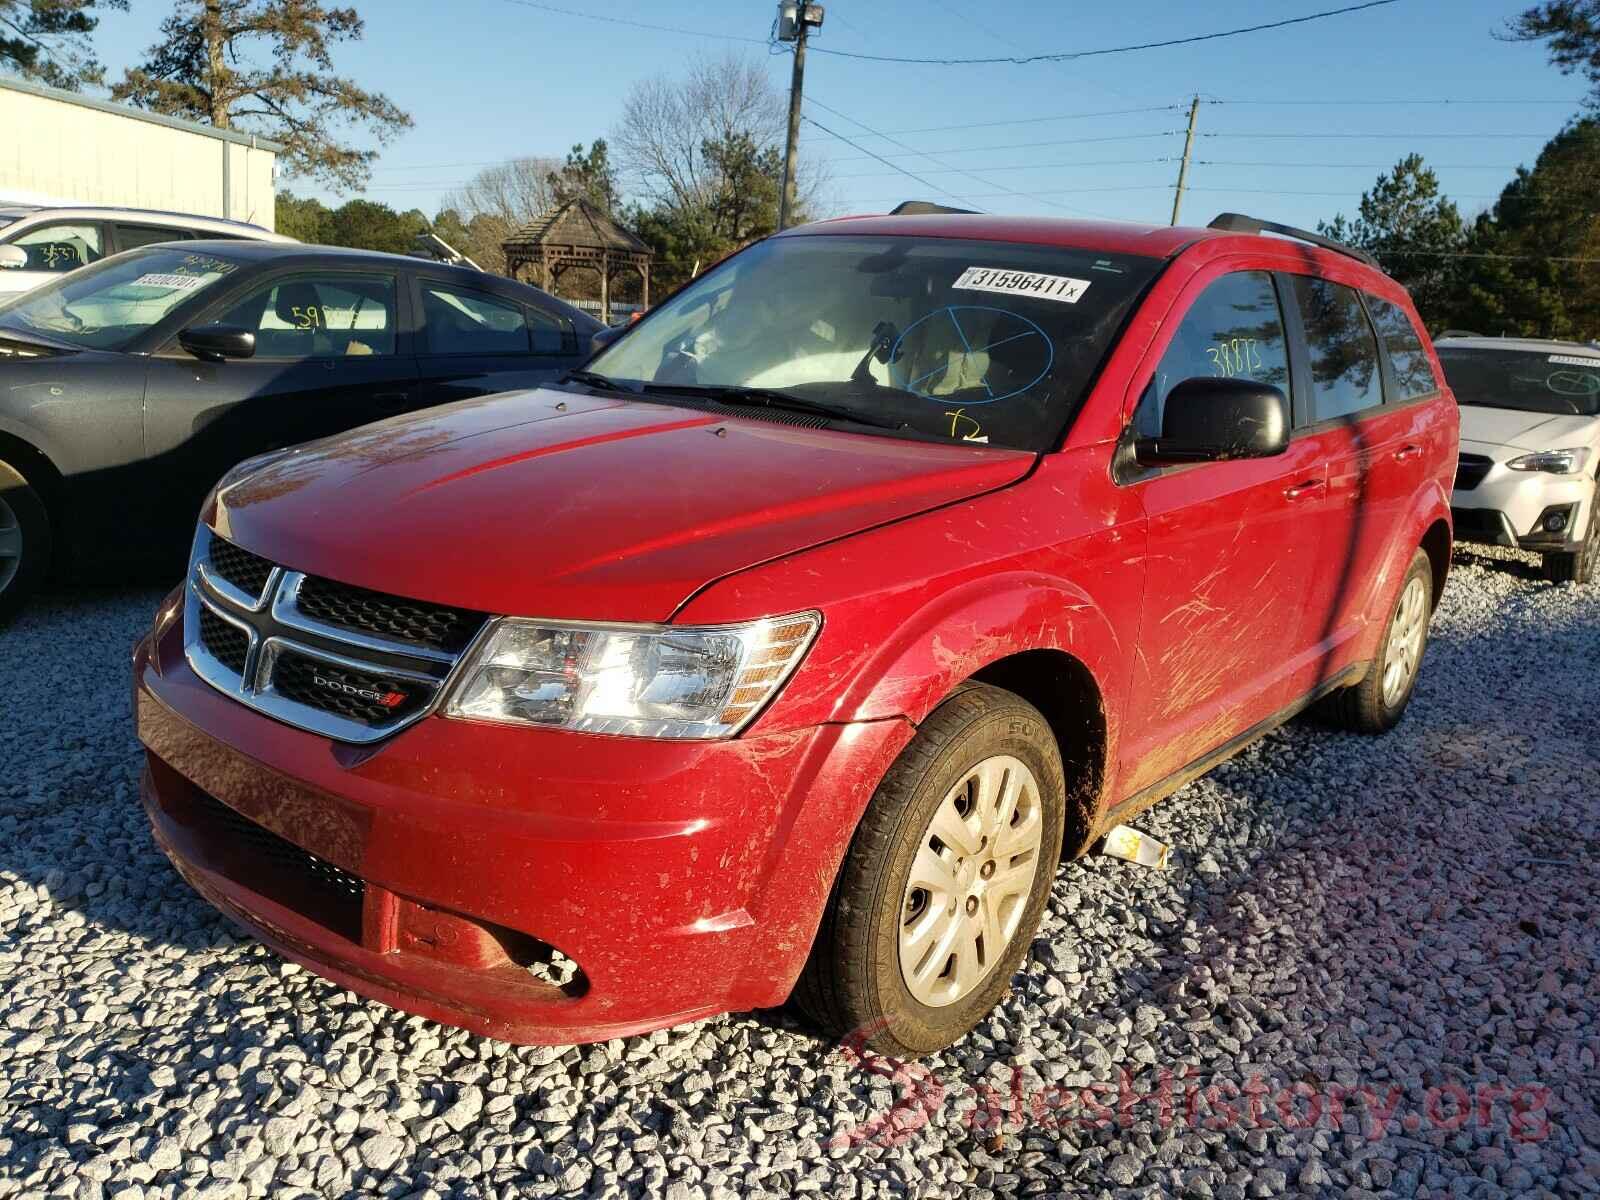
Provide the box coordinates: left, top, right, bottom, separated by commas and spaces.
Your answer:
0, 459, 51, 627
1318, 547, 1433, 734
794, 684, 1066, 1058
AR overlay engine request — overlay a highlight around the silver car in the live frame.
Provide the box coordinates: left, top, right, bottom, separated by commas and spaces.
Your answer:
0, 205, 292, 296
1440, 336, 1600, 584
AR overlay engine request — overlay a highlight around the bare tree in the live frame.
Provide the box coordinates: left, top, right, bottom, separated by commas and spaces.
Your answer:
613, 51, 826, 217
439, 156, 562, 274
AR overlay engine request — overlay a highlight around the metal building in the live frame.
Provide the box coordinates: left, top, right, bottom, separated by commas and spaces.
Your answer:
0, 75, 280, 229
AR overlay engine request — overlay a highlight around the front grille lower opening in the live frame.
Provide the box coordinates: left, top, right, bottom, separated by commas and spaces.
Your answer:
174, 780, 365, 944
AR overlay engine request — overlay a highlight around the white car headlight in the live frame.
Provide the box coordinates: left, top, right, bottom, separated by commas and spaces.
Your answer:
1506, 448, 1590, 475
442, 612, 820, 739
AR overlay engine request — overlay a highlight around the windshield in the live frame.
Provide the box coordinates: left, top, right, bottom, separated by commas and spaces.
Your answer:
0, 247, 243, 351
587, 234, 1162, 451
1438, 347, 1600, 417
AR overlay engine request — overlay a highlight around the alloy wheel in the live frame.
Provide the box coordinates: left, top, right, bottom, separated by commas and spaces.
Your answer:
1381, 575, 1427, 708
0, 493, 21, 595
898, 754, 1044, 1008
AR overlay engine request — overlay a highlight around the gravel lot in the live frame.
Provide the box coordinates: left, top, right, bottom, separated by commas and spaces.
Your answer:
2, 547, 1596, 1200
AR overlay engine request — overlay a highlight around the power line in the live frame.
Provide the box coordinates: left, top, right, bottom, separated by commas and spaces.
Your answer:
811, 130, 1180, 165
491, 0, 769, 44
831, 157, 1174, 180
805, 1, 1398, 65
799, 114, 975, 207
1210, 97, 1581, 106
1197, 160, 1528, 169
1202, 131, 1554, 139
806, 96, 1120, 219
875, 104, 1185, 136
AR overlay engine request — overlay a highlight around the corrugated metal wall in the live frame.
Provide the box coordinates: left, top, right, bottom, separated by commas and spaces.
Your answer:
0, 82, 278, 229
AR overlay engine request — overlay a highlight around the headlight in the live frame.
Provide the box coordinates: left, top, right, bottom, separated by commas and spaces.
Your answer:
1507, 448, 1590, 475
442, 612, 820, 738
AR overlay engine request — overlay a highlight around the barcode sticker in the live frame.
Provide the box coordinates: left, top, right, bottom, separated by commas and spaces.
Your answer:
1548, 354, 1600, 367
953, 266, 1091, 304
130, 273, 210, 291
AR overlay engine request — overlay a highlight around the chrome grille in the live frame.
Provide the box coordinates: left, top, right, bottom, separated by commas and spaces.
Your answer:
184, 531, 487, 744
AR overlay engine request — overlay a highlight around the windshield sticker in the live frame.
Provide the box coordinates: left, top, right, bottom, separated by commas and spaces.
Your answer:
953, 267, 1090, 304
129, 273, 211, 292
1548, 354, 1600, 367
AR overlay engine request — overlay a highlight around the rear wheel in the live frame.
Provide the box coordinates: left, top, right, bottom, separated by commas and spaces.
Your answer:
1319, 548, 1432, 735
1542, 499, 1598, 585
794, 684, 1066, 1058
0, 459, 50, 626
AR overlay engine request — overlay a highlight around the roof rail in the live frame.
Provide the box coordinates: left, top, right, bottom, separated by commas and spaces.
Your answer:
890, 200, 980, 216
1435, 329, 1481, 339
1207, 212, 1381, 270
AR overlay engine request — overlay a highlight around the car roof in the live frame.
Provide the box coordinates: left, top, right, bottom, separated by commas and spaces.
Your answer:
0, 204, 288, 238
1434, 335, 1600, 359
780, 212, 1400, 283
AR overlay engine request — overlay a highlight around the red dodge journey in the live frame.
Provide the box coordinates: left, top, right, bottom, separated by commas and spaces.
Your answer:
134, 209, 1457, 1056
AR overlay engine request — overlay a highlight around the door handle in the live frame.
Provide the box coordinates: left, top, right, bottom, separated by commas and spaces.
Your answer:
1283, 479, 1325, 501
374, 391, 411, 407
1394, 443, 1423, 463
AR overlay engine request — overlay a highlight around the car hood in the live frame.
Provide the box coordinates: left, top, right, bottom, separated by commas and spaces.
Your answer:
212, 387, 1034, 622
1457, 405, 1597, 452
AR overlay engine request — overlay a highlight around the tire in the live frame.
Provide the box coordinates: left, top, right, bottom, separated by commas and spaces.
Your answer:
1318, 548, 1432, 735
1541, 499, 1598, 585
0, 459, 51, 627
794, 683, 1066, 1058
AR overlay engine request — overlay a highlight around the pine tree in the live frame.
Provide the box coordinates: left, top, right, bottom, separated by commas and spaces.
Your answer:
0, 0, 125, 89
112, 1, 411, 191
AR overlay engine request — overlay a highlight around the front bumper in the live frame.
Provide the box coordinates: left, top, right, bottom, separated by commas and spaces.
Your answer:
1450, 453, 1594, 552
134, 593, 913, 1044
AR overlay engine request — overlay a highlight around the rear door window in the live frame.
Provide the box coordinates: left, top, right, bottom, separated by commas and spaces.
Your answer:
1134, 270, 1292, 438
1291, 276, 1384, 422
421, 283, 530, 355
1366, 295, 1438, 401
115, 224, 192, 253
527, 302, 576, 355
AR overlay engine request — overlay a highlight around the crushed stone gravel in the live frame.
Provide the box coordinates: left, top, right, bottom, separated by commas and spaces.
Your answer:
1, 545, 1596, 1199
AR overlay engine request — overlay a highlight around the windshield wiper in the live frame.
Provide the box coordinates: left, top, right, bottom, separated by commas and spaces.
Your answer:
638, 383, 907, 430
559, 368, 637, 394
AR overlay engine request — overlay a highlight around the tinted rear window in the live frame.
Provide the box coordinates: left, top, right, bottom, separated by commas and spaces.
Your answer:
1366, 296, 1438, 400
1438, 347, 1600, 417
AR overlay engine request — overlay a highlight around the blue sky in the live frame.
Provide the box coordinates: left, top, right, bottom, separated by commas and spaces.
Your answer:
89, 0, 1592, 231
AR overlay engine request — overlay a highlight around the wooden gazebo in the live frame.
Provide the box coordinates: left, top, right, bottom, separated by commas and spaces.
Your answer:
502, 198, 652, 324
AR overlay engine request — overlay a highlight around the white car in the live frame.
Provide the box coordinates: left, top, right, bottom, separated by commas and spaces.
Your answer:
1439, 336, 1600, 583
0, 205, 292, 296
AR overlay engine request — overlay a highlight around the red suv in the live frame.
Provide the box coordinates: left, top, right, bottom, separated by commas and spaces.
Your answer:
133, 211, 1457, 1056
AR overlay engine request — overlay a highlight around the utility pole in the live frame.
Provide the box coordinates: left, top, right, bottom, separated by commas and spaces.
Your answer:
1170, 95, 1201, 227
778, 2, 823, 231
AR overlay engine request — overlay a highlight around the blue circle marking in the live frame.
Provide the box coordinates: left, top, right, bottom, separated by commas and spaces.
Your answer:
888, 305, 1053, 405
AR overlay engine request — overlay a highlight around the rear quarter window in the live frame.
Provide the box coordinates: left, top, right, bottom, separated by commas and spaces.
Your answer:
1366, 295, 1438, 401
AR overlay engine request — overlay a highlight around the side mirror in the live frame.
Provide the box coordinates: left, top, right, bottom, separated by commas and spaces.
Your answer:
179, 324, 256, 363
0, 246, 27, 270
1135, 377, 1289, 465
